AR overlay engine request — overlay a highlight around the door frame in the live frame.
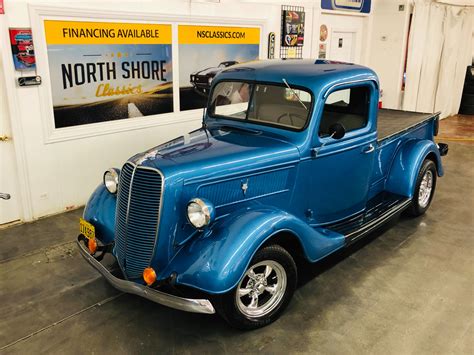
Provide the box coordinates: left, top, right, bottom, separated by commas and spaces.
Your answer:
328, 28, 357, 63
0, 16, 34, 222
307, 79, 379, 225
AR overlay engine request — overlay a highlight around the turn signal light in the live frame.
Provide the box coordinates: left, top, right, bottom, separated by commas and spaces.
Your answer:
143, 267, 157, 286
88, 239, 98, 255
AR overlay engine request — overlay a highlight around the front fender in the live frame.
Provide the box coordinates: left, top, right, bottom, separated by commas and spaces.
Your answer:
159, 206, 345, 294
83, 184, 116, 244
385, 139, 443, 198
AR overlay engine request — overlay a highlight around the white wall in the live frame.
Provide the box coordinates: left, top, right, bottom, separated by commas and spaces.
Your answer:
368, 0, 411, 109
1, 0, 375, 221
312, 12, 370, 65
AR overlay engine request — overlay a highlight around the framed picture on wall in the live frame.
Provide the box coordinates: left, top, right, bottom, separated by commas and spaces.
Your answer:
43, 20, 173, 128
281, 10, 305, 47
178, 25, 260, 111
29, 6, 265, 143
9, 28, 36, 70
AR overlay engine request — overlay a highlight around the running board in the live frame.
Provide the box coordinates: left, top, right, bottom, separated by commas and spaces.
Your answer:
323, 193, 412, 245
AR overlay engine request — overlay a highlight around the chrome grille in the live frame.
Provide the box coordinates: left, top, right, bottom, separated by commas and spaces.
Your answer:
115, 162, 163, 279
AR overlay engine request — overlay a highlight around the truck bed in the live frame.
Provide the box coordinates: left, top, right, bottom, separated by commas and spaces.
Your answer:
377, 109, 438, 142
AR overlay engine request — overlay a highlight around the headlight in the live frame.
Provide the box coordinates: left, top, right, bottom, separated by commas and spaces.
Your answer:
103, 168, 119, 194
208, 76, 213, 84
186, 198, 215, 229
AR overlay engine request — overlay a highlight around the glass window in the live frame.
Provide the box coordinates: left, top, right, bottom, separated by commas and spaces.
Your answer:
209, 81, 312, 130
319, 86, 370, 137
211, 82, 251, 120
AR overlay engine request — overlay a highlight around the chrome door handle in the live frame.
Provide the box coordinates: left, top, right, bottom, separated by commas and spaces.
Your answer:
362, 144, 375, 154
0, 193, 11, 200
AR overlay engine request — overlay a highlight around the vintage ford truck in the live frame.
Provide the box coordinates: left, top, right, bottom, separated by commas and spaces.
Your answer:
78, 60, 448, 329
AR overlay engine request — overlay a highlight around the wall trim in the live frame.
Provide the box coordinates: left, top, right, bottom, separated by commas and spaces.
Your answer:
321, 9, 370, 17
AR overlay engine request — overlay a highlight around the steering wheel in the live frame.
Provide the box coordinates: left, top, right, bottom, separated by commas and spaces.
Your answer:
276, 112, 305, 127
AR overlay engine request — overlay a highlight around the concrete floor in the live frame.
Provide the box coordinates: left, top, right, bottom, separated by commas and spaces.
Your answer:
1, 142, 473, 354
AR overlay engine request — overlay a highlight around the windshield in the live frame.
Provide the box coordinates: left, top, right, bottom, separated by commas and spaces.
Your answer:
209, 81, 312, 130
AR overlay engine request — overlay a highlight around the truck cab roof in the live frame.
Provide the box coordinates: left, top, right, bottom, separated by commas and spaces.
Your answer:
216, 59, 379, 93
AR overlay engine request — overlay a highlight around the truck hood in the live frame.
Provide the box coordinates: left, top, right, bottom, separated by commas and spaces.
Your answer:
128, 126, 300, 182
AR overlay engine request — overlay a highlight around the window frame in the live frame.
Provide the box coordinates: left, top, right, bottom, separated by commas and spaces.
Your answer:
317, 82, 374, 141
207, 79, 315, 132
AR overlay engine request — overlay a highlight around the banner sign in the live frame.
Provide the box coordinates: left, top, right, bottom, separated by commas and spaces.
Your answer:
321, 0, 371, 14
178, 25, 260, 111
281, 11, 305, 47
44, 20, 173, 128
9, 28, 35, 70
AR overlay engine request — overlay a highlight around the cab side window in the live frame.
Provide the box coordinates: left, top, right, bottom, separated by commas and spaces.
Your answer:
319, 86, 370, 137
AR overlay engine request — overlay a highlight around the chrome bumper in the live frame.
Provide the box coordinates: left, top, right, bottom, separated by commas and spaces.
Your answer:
76, 239, 215, 314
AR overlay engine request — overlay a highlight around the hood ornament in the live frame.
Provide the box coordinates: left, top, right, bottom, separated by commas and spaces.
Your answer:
241, 179, 249, 196
134, 149, 163, 165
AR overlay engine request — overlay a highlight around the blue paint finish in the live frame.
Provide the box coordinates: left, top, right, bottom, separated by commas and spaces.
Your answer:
80, 60, 446, 298
157, 206, 345, 294
82, 184, 117, 244
385, 139, 443, 198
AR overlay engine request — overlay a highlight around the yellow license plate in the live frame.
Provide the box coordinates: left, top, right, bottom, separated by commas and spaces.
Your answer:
79, 218, 95, 240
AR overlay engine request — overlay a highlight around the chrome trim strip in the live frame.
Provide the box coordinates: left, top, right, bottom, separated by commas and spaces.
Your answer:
114, 163, 133, 277
124, 164, 136, 227
124, 163, 137, 269
184, 161, 299, 186
323, 77, 379, 99
346, 199, 411, 243
312, 139, 376, 159
215, 189, 290, 209
77, 240, 215, 314
125, 161, 165, 269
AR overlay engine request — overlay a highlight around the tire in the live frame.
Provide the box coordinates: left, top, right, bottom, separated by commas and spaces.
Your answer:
407, 159, 437, 217
214, 244, 297, 330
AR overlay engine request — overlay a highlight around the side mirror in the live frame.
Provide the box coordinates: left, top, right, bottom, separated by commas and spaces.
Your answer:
328, 123, 346, 139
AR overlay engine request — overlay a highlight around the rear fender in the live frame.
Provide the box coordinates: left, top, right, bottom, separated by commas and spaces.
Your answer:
385, 139, 443, 198
159, 206, 345, 294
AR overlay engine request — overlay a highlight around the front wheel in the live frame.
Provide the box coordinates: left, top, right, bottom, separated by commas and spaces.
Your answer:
407, 159, 437, 217
215, 245, 297, 330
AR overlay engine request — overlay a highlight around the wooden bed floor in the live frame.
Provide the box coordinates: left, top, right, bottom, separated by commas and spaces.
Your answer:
438, 114, 474, 145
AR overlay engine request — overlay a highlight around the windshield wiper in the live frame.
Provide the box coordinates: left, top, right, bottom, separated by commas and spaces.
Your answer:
282, 78, 308, 111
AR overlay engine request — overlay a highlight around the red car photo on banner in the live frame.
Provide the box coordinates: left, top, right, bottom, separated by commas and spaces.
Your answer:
9, 28, 36, 70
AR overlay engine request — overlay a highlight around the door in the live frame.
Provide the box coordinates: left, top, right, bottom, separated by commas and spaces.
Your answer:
329, 31, 355, 62
308, 84, 376, 225
0, 58, 21, 225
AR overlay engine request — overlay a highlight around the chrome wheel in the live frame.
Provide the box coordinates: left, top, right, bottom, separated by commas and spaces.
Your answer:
418, 170, 433, 208
235, 260, 287, 319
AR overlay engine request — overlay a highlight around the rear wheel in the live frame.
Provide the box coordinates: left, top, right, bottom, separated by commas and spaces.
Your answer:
215, 245, 297, 330
407, 159, 437, 217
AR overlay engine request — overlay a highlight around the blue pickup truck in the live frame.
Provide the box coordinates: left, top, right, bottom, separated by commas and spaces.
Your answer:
78, 60, 448, 329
